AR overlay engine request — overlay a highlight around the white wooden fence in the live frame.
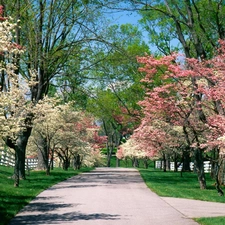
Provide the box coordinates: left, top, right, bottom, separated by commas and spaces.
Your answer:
155, 161, 211, 173
0, 151, 38, 169
0, 151, 15, 167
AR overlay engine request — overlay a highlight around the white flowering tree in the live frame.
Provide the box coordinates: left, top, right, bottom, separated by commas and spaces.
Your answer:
117, 138, 150, 168
52, 106, 105, 170
27, 99, 104, 174
0, 6, 38, 186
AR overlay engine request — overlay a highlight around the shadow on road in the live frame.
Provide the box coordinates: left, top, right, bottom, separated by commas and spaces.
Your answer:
20, 202, 77, 212
44, 169, 144, 192
10, 212, 120, 224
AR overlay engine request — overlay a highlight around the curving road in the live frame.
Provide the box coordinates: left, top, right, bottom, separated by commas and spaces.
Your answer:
9, 167, 225, 225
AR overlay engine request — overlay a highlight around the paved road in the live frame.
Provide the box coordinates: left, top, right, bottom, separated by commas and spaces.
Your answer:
9, 167, 225, 225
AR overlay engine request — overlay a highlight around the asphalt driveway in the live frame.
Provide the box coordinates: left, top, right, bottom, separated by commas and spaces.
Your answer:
9, 167, 225, 225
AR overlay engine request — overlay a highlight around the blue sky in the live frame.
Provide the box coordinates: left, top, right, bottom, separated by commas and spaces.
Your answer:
110, 10, 141, 25
107, 10, 151, 46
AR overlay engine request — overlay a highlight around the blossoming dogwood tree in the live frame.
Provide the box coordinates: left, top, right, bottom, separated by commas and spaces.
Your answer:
27, 99, 105, 174
131, 40, 225, 190
53, 106, 105, 171
116, 138, 150, 168
0, 5, 38, 186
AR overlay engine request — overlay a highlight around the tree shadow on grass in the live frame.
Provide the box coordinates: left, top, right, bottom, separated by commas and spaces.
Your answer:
0, 195, 31, 225
9, 212, 120, 225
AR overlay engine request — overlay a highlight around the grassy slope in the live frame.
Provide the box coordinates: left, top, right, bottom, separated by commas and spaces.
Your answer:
0, 166, 92, 225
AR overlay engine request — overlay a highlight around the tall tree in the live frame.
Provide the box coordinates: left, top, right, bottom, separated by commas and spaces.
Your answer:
99, 0, 225, 58
0, 5, 36, 186
131, 41, 225, 191
85, 23, 149, 166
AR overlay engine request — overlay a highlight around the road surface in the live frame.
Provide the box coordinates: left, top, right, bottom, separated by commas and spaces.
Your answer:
9, 167, 225, 225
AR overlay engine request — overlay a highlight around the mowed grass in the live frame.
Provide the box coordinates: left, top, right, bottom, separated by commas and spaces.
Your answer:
0, 165, 93, 225
138, 167, 225, 225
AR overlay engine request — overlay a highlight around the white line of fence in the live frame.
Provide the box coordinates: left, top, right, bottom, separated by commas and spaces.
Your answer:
155, 161, 211, 173
0, 151, 38, 169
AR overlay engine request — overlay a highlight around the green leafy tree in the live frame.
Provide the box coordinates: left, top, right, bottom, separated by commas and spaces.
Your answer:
85, 23, 149, 166
99, 0, 225, 59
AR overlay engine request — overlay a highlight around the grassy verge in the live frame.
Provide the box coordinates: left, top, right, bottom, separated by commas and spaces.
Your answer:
138, 167, 225, 225
0, 165, 93, 225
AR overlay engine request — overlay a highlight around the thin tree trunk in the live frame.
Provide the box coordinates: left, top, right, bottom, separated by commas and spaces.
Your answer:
116, 158, 120, 167
143, 157, 148, 169
194, 148, 206, 189
14, 151, 19, 187
215, 158, 224, 196
37, 148, 46, 170
107, 146, 113, 167
182, 148, 191, 171
166, 154, 170, 171
132, 157, 139, 168
163, 153, 166, 172
174, 152, 178, 172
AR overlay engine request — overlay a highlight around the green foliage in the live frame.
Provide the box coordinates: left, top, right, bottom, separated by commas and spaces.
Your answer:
0, 165, 93, 225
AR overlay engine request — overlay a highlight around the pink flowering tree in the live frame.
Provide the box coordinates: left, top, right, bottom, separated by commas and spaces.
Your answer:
131, 40, 225, 190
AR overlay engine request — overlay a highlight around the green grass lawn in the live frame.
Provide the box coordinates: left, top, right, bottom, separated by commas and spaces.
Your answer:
138, 167, 225, 225
0, 165, 93, 225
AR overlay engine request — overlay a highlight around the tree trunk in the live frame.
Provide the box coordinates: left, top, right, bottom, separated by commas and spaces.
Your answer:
162, 153, 166, 172
107, 146, 113, 167
194, 148, 206, 189
38, 137, 51, 175
37, 148, 46, 170
15, 129, 32, 180
46, 165, 50, 176
210, 148, 219, 179
166, 154, 170, 171
5, 125, 32, 186
132, 157, 139, 168
143, 157, 148, 169
174, 152, 178, 172
182, 148, 191, 171
63, 158, 70, 171
215, 157, 224, 196
74, 154, 81, 170
14, 151, 19, 187
50, 149, 54, 170
116, 158, 120, 167
15, 140, 26, 180
42, 148, 50, 175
